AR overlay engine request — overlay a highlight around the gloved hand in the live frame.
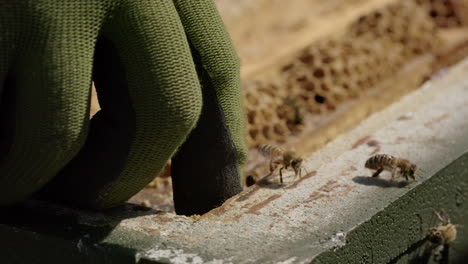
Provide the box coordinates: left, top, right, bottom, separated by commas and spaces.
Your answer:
0, 0, 247, 215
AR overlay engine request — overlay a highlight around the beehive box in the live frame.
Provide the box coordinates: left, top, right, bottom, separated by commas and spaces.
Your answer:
121, 0, 468, 210
4, 1, 468, 263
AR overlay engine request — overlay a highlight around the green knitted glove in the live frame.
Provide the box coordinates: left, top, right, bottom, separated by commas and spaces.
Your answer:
0, 0, 247, 215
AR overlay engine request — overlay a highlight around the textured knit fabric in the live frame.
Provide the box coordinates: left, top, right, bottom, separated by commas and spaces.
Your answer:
171, 43, 243, 215
0, 0, 247, 212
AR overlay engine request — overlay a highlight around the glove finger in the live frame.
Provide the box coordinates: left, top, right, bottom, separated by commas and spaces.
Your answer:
0, 2, 107, 204
41, 0, 202, 209
172, 44, 243, 215
0, 0, 17, 94
0, 1, 18, 162
173, 0, 248, 169
170, 0, 246, 214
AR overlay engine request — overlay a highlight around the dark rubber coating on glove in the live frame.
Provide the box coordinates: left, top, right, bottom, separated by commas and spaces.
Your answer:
172, 43, 242, 216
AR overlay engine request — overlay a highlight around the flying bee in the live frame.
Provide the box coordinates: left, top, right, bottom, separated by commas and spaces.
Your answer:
427, 208, 460, 245
258, 144, 305, 184
365, 154, 416, 181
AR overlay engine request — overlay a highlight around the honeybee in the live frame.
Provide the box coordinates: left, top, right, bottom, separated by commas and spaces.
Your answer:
258, 144, 305, 184
427, 208, 460, 245
365, 154, 416, 181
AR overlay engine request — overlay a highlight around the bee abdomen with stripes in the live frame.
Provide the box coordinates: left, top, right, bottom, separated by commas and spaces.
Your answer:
365, 154, 395, 170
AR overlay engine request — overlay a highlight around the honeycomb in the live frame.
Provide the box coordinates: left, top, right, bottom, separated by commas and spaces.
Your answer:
347, 0, 440, 57
281, 38, 406, 114
243, 0, 441, 148
243, 81, 291, 147
415, 0, 468, 27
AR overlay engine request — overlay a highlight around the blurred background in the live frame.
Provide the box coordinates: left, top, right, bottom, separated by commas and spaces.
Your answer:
89, 0, 468, 212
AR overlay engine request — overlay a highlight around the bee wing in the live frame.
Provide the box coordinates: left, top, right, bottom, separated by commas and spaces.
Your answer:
258, 145, 284, 158
434, 208, 451, 224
